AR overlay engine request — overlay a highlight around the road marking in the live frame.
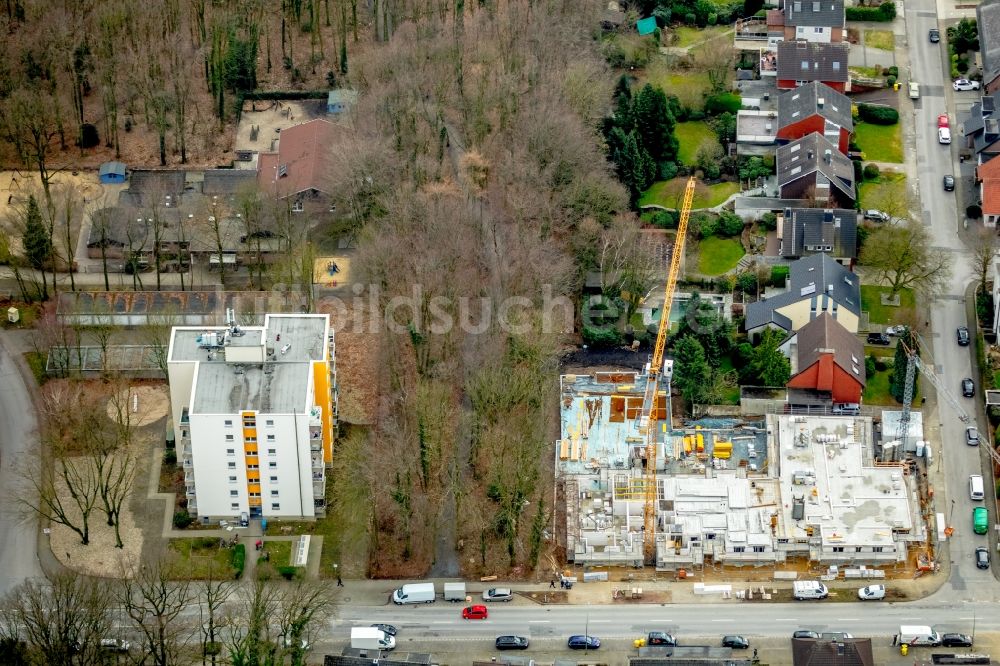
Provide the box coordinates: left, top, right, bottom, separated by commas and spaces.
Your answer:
710, 619, 734, 622
774, 618, 797, 621
836, 619, 859, 622
528, 620, 551, 623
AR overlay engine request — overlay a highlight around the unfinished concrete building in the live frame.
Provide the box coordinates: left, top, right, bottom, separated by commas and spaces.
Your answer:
557, 374, 924, 570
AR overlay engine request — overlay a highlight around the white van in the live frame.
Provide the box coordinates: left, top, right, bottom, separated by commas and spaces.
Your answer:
793, 581, 829, 600
897, 625, 941, 647
392, 582, 436, 605
351, 627, 396, 651
970, 474, 985, 501
939, 127, 952, 144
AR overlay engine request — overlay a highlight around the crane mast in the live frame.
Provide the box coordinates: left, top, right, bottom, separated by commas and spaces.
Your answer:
642, 177, 696, 563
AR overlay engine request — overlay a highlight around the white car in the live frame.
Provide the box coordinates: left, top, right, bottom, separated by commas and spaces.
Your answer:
953, 78, 981, 91
909, 81, 920, 99
858, 584, 886, 600
938, 127, 952, 144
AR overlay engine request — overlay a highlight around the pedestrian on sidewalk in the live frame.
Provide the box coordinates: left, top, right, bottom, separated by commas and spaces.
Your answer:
550, 579, 556, 588
337, 575, 344, 587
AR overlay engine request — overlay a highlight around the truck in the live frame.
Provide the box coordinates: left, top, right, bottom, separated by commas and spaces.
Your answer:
792, 581, 829, 600
897, 625, 941, 647
392, 582, 436, 605
351, 627, 396, 651
443, 582, 467, 602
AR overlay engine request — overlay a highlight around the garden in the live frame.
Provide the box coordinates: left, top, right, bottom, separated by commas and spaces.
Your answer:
852, 102, 903, 164
167, 537, 241, 580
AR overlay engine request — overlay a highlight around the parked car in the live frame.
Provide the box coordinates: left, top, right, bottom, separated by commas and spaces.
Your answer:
976, 547, 990, 569
943, 175, 955, 191
864, 209, 890, 222
957, 326, 970, 346
793, 630, 820, 639
483, 588, 514, 602
568, 635, 601, 650
909, 81, 920, 99
867, 333, 891, 345
939, 127, 952, 144
974, 506, 989, 535
371, 624, 398, 637
954, 78, 982, 91
938, 113, 950, 128
962, 378, 975, 397
941, 633, 973, 647
647, 632, 677, 646
858, 584, 886, 600
966, 426, 980, 446
820, 632, 854, 640
721, 635, 750, 649
495, 636, 530, 650
462, 605, 489, 620
929, 28, 940, 42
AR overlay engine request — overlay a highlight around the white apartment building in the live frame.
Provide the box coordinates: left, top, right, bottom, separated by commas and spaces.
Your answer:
167, 312, 337, 521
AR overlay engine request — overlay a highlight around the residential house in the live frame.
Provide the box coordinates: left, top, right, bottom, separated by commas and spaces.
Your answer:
976, 155, 1000, 228
791, 638, 875, 666
776, 133, 856, 207
257, 119, 337, 215
744, 253, 861, 337
778, 207, 857, 263
735, 109, 779, 154
783, 0, 846, 42
777, 82, 853, 154
785, 312, 866, 406
963, 93, 1000, 165
326, 89, 358, 115
98, 161, 127, 184
776, 40, 850, 92
978, 0, 1000, 94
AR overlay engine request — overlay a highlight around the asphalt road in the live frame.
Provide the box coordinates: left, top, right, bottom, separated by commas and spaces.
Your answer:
0, 334, 43, 595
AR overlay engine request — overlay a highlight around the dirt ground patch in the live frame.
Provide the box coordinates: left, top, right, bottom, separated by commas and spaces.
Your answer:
106, 384, 170, 428
235, 99, 329, 154
319, 298, 380, 425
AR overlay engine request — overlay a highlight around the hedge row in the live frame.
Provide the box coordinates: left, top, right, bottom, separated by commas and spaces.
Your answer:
858, 104, 899, 125
846, 2, 895, 21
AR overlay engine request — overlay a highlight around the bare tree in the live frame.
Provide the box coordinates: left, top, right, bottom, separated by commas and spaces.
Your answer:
2, 571, 115, 666
971, 228, 999, 298
690, 36, 736, 94
595, 215, 658, 322
148, 309, 181, 376
226, 578, 279, 665
89, 207, 115, 291
198, 567, 235, 666
275, 579, 336, 665
859, 220, 952, 297
118, 558, 194, 666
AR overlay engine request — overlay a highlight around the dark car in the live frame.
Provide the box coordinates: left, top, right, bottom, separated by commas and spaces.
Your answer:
722, 635, 750, 649
929, 28, 940, 42
942, 633, 973, 647
793, 630, 819, 639
495, 635, 530, 650
866, 333, 891, 345
647, 632, 677, 646
944, 175, 955, 191
568, 635, 601, 650
371, 624, 397, 637
963, 378, 976, 397
958, 326, 971, 346
976, 547, 990, 570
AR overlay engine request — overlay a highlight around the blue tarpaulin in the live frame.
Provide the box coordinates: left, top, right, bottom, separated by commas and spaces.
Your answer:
636, 16, 657, 35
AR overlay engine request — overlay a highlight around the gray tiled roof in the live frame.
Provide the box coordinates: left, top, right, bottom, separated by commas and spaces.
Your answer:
964, 94, 1000, 155
777, 82, 853, 133
780, 207, 857, 259
793, 312, 865, 388
784, 0, 845, 27
776, 133, 855, 200
202, 169, 256, 196
744, 254, 860, 332
979, 0, 1000, 88
776, 41, 849, 83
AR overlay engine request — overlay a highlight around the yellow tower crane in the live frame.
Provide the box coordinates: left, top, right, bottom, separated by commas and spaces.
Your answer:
642, 176, 696, 564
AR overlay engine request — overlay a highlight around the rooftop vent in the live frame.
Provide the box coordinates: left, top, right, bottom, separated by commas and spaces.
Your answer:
817, 97, 825, 108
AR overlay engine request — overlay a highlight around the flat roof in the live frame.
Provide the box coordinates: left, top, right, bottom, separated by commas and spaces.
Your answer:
169, 314, 328, 363
772, 414, 915, 546
193, 361, 309, 414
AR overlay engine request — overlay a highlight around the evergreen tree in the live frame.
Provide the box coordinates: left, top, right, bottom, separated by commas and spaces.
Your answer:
673, 335, 710, 407
631, 84, 679, 165
22, 194, 51, 299
745, 328, 791, 386
612, 130, 656, 204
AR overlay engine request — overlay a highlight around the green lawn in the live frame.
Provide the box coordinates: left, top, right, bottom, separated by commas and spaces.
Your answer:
860, 285, 915, 325
168, 538, 237, 580
639, 178, 740, 209
717, 356, 741, 405
862, 368, 896, 405
864, 29, 895, 51
858, 172, 907, 207
675, 121, 718, 165
849, 66, 883, 79
854, 122, 903, 163
262, 539, 293, 567
696, 236, 745, 276
644, 68, 712, 101
671, 25, 733, 48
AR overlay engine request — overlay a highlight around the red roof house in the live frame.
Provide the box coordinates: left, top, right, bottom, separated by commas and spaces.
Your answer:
776, 82, 853, 155
786, 312, 865, 404
257, 119, 336, 210
977, 153, 1000, 228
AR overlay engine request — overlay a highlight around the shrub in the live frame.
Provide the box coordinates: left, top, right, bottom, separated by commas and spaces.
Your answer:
886, 75, 897, 87
687, 108, 706, 121
875, 357, 888, 372
968, 205, 983, 219
879, 1, 896, 20
582, 325, 622, 348
770, 264, 789, 286
957, 57, 969, 74
278, 566, 304, 580
858, 104, 899, 125
846, 5, 889, 20
717, 211, 745, 237
704, 93, 742, 116
865, 356, 877, 379
685, 12, 696, 24
163, 448, 177, 466
691, 212, 719, 239
888, 66, 899, 78
659, 160, 679, 180
759, 212, 778, 231
231, 544, 246, 579
173, 510, 194, 529
79, 124, 100, 149
707, 12, 718, 24
652, 210, 678, 228
863, 163, 881, 180
737, 272, 758, 294
853, 160, 864, 185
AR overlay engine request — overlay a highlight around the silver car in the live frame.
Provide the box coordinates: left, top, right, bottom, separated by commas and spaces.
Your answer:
482, 587, 513, 602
